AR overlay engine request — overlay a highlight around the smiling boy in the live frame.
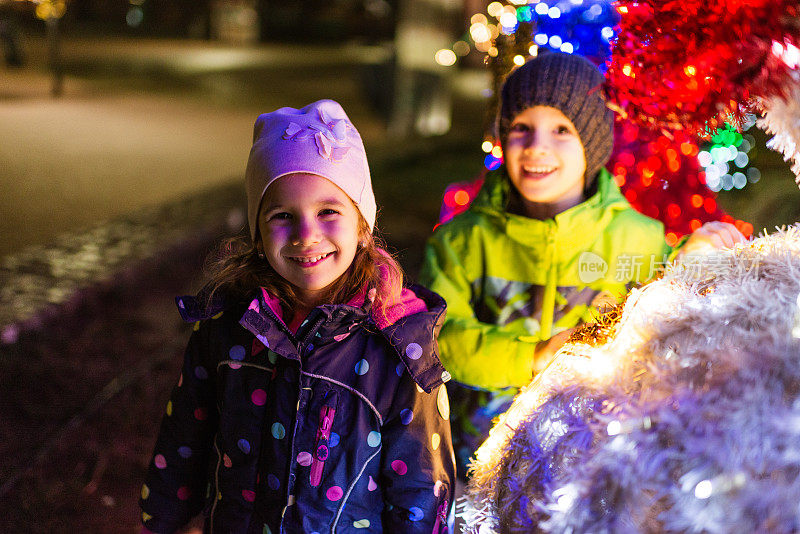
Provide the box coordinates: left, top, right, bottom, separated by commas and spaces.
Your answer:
419, 51, 743, 480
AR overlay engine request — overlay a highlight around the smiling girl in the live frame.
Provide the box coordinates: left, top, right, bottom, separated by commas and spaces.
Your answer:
140, 100, 454, 534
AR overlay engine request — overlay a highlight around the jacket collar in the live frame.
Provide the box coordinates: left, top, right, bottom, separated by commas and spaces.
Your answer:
177, 284, 450, 394
376, 284, 450, 393
470, 166, 631, 250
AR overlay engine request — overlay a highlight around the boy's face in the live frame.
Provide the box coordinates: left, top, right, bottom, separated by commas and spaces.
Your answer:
257, 173, 361, 307
503, 105, 587, 218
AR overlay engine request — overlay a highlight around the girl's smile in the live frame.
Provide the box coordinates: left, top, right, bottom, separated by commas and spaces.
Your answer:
287, 251, 334, 266
257, 172, 361, 306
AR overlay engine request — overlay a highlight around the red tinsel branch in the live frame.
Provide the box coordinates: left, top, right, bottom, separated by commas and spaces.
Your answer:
606, 0, 800, 137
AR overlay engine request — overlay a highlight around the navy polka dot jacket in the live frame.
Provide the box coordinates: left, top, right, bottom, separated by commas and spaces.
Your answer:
140, 284, 455, 533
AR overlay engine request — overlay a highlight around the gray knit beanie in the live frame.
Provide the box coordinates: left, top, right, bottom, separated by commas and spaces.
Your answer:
498, 51, 614, 191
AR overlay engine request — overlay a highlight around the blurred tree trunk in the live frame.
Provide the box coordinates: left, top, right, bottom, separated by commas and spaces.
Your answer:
391, 0, 462, 137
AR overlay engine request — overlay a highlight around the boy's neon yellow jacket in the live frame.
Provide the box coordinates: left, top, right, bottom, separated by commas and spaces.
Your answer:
420, 166, 671, 390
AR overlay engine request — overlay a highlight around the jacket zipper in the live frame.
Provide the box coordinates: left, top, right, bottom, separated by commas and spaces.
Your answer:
431, 498, 448, 534
309, 404, 336, 486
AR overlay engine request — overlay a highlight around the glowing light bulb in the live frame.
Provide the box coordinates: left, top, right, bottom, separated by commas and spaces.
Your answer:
487, 2, 504, 18
499, 12, 517, 28
470, 13, 488, 25
470, 23, 491, 43
607, 420, 621, 436
694, 480, 713, 499
434, 49, 457, 67
454, 190, 470, 206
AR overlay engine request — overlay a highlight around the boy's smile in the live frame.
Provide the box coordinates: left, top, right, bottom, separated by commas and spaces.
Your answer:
257, 173, 361, 306
503, 105, 587, 219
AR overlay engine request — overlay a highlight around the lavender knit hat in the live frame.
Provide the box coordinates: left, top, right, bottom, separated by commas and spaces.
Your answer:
498, 51, 614, 190
245, 99, 376, 242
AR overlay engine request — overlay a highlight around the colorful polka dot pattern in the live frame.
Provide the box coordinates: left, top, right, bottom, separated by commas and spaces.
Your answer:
405, 342, 423, 360
355, 359, 369, 375
437, 386, 450, 420
271, 422, 286, 440
391, 459, 408, 475
326, 485, 343, 501
252, 389, 267, 406
409, 507, 424, 521
143, 292, 454, 533
400, 409, 414, 425
229, 345, 246, 360
367, 431, 381, 447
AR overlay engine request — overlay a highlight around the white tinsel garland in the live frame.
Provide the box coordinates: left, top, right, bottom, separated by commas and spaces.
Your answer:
462, 226, 800, 533
757, 77, 800, 183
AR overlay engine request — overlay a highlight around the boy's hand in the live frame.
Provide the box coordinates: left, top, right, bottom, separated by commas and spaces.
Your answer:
679, 221, 747, 256
532, 328, 577, 375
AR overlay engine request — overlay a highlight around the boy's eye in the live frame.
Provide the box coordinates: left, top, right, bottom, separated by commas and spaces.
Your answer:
556, 125, 575, 135
509, 123, 529, 133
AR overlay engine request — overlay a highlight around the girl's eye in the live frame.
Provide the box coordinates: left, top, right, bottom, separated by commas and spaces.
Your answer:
319, 208, 340, 216
556, 125, 574, 135
509, 123, 530, 134
268, 212, 291, 221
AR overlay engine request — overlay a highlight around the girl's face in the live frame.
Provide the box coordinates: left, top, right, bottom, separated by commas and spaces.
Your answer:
258, 173, 361, 307
503, 105, 587, 219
